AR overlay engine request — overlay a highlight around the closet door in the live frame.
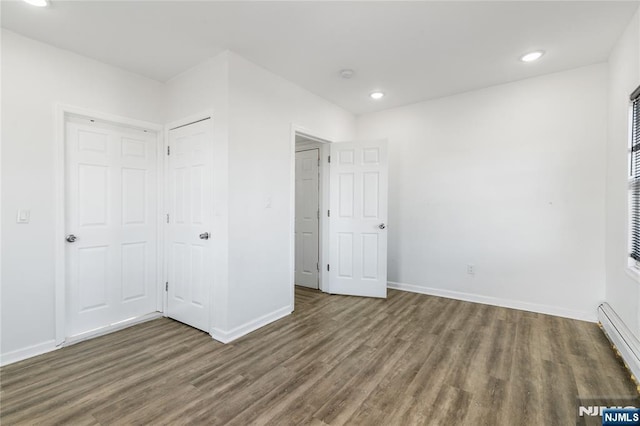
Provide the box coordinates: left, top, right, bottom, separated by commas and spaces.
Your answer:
166, 119, 214, 332
65, 117, 158, 338
295, 148, 320, 289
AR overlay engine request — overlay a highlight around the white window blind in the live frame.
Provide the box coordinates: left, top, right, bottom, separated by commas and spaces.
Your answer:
630, 85, 640, 262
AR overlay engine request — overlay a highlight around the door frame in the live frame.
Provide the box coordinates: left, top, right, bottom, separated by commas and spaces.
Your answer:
290, 124, 332, 309
163, 110, 215, 329
54, 104, 164, 346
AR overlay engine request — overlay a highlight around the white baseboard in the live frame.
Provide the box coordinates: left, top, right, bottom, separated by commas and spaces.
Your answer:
388, 281, 597, 322
64, 312, 163, 346
211, 305, 292, 344
598, 302, 640, 384
1, 312, 163, 367
1, 339, 58, 367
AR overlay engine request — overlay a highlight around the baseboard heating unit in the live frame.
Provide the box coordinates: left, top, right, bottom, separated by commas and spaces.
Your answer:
598, 302, 640, 390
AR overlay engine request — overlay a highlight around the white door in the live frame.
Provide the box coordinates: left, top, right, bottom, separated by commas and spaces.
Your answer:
329, 140, 388, 298
167, 119, 213, 332
295, 149, 320, 289
65, 117, 158, 338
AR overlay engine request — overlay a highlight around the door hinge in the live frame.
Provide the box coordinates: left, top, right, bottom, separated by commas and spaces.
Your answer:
318, 158, 320, 166
327, 264, 330, 271
328, 155, 331, 163
166, 213, 170, 224
167, 146, 170, 155
317, 209, 320, 219
327, 210, 330, 217
317, 262, 319, 272
165, 282, 168, 292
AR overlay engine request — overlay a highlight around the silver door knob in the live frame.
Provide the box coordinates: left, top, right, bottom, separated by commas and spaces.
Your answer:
66, 234, 77, 243
199, 232, 210, 240
378, 223, 386, 230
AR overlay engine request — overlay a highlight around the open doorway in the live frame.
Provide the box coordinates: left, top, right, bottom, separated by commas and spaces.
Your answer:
290, 128, 390, 310
294, 132, 331, 294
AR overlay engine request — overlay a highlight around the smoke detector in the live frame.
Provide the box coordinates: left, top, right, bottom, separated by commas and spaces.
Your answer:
340, 69, 355, 79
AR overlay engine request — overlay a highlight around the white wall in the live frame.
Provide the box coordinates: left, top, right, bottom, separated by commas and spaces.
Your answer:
605, 11, 640, 337
1, 30, 163, 359
162, 53, 231, 332
357, 64, 608, 320
226, 52, 355, 332
163, 54, 228, 124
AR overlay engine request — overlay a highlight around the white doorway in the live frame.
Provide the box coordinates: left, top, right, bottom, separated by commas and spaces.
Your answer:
291, 129, 389, 304
293, 132, 331, 297
64, 114, 160, 340
295, 148, 320, 289
166, 117, 214, 333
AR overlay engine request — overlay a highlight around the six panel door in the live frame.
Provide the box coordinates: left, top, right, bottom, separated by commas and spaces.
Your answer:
166, 119, 213, 332
329, 140, 388, 298
295, 149, 320, 289
65, 117, 158, 338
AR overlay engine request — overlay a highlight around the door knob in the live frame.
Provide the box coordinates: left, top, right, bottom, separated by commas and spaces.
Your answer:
199, 232, 210, 240
378, 223, 386, 230
66, 234, 77, 243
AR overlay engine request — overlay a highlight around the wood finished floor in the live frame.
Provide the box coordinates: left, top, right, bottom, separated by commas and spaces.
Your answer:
1, 287, 638, 425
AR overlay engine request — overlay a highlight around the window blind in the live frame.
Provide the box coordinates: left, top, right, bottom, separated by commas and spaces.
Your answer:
630, 85, 640, 262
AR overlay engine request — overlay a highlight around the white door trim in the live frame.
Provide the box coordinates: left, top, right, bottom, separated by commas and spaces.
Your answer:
289, 124, 332, 310
163, 110, 214, 328
54, 104, 164, 346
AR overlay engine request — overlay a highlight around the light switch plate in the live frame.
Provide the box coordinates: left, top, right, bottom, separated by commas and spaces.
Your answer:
16, 209, 30, 224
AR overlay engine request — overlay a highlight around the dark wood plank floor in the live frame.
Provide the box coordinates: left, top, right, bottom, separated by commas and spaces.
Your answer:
1, 287, 638, 425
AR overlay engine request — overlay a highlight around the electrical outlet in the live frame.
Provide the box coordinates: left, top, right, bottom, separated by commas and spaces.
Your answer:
467, 264, 475, 275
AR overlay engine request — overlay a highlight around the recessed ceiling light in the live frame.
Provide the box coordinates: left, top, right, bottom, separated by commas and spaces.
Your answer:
22, 0, 48, 6
370, 92, 385, 100
520, 51, 544, 62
